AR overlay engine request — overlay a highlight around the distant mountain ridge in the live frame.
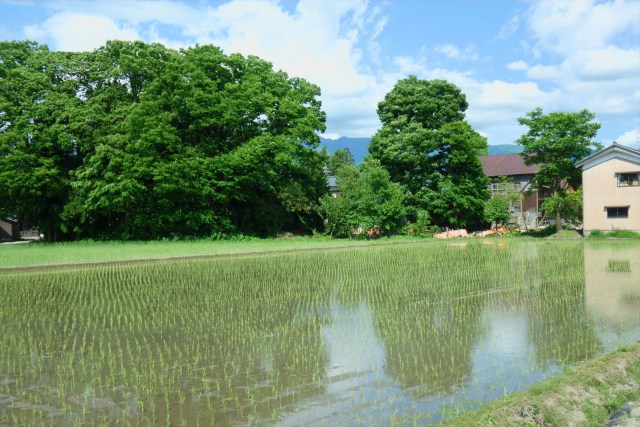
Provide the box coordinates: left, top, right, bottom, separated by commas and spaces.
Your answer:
487, 144, 524, 155
319, 136, 522, 163
319, 137, 371, 164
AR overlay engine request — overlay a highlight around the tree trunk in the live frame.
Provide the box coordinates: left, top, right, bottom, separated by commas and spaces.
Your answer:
555, 210, 562, 233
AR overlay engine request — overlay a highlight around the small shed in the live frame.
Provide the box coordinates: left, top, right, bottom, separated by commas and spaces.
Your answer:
0, 218, 20, 240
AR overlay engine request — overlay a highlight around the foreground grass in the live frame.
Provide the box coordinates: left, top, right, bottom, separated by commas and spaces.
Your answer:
0, 235, 434, 268
589, 229, 640, 239
445, 341, 640, 426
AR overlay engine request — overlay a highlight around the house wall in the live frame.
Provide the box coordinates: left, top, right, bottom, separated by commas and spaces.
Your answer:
582, 158, 640, 234
0, 220, 20, 239
487, 174, 541, 229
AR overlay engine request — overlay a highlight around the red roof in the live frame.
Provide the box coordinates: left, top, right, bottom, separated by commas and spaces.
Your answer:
479, 154, 539, 177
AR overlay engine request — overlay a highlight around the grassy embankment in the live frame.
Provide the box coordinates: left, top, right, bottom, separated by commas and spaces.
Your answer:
3, 228, 639, 268
446, 341, 640, 426
0, 235, 436, 268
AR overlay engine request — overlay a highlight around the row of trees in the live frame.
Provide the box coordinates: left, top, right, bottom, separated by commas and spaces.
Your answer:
1, 40, 601, 240
1, 40, 328, 240
319, 78, 601, 236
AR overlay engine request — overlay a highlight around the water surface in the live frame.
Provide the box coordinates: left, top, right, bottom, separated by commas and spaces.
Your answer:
0, 240, 638, 425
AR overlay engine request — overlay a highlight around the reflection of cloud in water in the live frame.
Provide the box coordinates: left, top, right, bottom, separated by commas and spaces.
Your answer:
322, 300, 386, 382
585, 244, 640, 324
277, 298, 395, 427
275, 243, 640, 426
477, 311, 531, 358
471, 308, 550, 400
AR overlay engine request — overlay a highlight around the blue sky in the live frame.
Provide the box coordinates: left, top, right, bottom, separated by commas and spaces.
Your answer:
1, 0, 639, 148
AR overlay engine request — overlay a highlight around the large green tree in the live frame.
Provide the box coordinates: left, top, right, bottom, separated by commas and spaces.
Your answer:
515, 108, 601, 232
0, 41, 89, 241
369, 76, 489, 228
1, 40, 328, 240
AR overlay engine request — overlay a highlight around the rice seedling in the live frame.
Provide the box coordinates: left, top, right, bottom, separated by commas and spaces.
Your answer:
0, 240, 638, 425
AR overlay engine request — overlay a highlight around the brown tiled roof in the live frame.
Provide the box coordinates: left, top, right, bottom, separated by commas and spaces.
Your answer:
479, 154, 539, 177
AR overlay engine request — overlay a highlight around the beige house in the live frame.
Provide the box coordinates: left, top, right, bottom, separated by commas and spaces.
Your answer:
575, 143, 640, 235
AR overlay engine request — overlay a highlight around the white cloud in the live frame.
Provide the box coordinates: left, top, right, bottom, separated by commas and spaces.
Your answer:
496, 13, 520, 41
614, 129, 639, 147
526, 0, 640, 56
507, 60, 529, 71
434, 44, 478, 61
521, 0, 640, 131
41, 0, 205, 31
525, 64, 561, 80
197, 0, 387, 137
568, 47, 640, 81
476, 81, 548, 110
25, 11, 141, 51
320, 132, 342, 140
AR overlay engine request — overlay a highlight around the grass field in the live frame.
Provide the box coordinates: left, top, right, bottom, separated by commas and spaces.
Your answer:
0, 236, 428, 268
1, 239, 638, 425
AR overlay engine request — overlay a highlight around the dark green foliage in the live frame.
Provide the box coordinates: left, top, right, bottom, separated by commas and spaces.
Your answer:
484, 195, 511, 226
521, 225, 559, 238
0, 41, 86, 241
316, 160, 406, 237
404, 209, 439, 237
0, 40, 327, 240
324, 147, 355, 175
588, 230, 606, 238
369, 76, 489, 228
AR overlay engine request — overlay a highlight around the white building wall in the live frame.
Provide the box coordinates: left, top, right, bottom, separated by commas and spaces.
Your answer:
582, 158, 640, 234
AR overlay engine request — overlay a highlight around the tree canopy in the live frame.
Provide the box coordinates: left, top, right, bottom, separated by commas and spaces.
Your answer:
316, 159, 406, 237
516, 107, 601, 231
0, 40, 327, 240
369, 76, 489, 228
322, 147, 355, 175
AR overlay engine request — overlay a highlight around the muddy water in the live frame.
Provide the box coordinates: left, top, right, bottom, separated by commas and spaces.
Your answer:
0, 241, 638, 426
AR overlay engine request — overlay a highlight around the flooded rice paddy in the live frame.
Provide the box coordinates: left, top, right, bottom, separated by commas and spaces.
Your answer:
0, 240, 639, 426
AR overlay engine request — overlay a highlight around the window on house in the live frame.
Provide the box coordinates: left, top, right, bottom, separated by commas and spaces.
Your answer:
490, 183, 507, 195
617, 173, 640, 187
606, 206, 629, 218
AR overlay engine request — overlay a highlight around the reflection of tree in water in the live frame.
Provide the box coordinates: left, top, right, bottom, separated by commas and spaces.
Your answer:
195, 256, 332, 424
526, 244, 602, 367
358, 244, 501, 396
372, 294, 486, 395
